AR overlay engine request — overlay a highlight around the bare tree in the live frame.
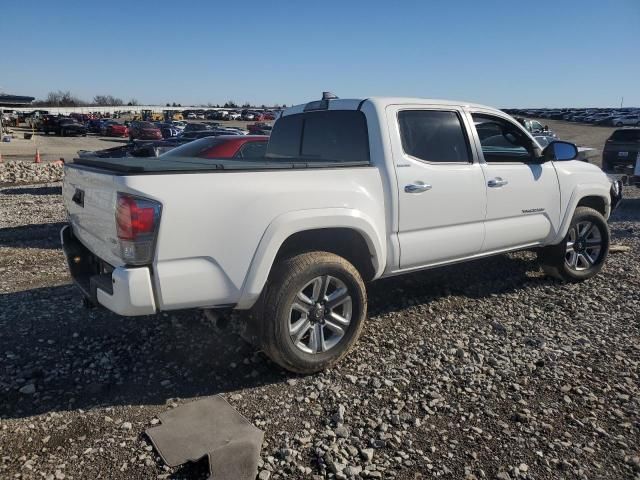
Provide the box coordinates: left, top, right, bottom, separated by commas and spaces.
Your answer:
93, 95, 124, 106
33, 90, 87, 107
127, 98, 140, 106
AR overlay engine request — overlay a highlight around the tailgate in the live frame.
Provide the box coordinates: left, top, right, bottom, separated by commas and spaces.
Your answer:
62, 165, 124, 266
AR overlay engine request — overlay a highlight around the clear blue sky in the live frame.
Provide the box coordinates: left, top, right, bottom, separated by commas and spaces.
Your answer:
2, 0, 638, 107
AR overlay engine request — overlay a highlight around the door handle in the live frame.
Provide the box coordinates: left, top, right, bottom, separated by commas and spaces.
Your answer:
405, 182, 432, 193
487, 177, 508, 188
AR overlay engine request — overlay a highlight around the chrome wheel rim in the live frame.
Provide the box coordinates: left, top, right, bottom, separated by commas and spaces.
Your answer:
289, 275, 352, 354
565, 221, 602, 271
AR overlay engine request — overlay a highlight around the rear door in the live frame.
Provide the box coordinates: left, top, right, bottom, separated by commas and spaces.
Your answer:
467, 111, 561, 252
387, 105, 487, 269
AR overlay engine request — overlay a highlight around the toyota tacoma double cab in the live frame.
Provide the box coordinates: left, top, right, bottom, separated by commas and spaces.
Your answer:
61, 94, 622, 373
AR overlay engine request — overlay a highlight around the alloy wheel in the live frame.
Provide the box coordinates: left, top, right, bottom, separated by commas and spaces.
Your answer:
289, 275, 352, 354
565, 221, 602, 271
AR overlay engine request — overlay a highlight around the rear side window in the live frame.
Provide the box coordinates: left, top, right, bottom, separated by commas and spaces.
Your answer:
266, 110, 369, 163
610, 129, 640, 142
398, 110, 471, 163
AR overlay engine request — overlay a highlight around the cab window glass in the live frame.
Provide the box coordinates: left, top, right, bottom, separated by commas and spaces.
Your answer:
398, 110, 471, 163
472, 113, 534, 163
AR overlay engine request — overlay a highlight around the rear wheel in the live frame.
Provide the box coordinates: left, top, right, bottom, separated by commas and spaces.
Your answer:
616, 122, 623, 127
258, 252, 367, 374
538, 206, 609, 282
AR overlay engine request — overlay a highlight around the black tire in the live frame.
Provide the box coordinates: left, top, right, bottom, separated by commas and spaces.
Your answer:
60, 129, 65, 137
258, 251, 367, 374
615, 122, 623, 127
538, 206, 609, 282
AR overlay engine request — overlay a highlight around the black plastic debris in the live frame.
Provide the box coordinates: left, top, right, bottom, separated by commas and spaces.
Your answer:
146, 396, 264, 480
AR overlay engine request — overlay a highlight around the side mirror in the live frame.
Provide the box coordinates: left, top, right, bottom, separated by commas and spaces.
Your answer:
543, 141, 578, 162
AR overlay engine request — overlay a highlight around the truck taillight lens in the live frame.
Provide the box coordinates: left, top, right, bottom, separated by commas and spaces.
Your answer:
115, 193, 161, 265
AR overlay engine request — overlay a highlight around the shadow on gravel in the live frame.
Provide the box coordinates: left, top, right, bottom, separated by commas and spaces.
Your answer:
368, 253, 540, 316
0, 284, 288, 420
0, 185, 62, 196
0, 252, 544, 420
0, 222, 67, 249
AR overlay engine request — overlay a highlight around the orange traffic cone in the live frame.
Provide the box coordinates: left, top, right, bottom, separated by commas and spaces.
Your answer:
0, 152, 3, 163
34, 148, 41, 163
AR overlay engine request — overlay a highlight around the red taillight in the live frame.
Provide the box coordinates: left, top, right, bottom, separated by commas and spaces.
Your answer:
115, 193, 161, 265
116, 194, 159, 240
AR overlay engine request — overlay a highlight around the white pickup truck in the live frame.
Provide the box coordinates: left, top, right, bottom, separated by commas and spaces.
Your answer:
61, 94, 622, 373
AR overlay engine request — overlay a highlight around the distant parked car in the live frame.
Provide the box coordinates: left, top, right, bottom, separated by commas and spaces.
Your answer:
78, 138, 191, 159
602, 128, 640, 175
183, 123, 212, 133
105, 123, 129, 138
241, 110, 256, 121
611, 115, 640, 127
161, 135, 269, 159
515, 118, 557, 138
228, 111, 241, 120
100, 120, 119, 135
129, 121, 162, 141
155, 122, 180, 139
87, 119, 105, 133
57, 119, 88, 137
179, 130, 219, 140
247, 122, 273, 135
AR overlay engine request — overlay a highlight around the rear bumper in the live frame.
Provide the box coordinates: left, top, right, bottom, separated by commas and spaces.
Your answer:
60, 225, 156, 316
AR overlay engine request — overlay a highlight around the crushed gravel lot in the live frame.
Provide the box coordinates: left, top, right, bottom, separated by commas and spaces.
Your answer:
0, 157, 638, 477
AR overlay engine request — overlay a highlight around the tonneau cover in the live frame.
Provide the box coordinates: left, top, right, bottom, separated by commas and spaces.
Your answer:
71, 156, 369, 174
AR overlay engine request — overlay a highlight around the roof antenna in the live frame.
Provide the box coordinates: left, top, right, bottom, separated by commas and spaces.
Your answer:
322, 92, 338, 100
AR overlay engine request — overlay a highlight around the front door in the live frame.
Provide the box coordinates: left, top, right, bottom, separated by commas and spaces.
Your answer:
468, 111, 561, 252
387, 106, 487, 269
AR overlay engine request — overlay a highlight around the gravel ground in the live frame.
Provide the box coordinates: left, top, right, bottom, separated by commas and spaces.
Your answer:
0, 180, 638, 478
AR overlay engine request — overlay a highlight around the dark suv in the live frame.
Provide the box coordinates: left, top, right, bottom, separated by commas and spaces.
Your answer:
602, 128, 640, 182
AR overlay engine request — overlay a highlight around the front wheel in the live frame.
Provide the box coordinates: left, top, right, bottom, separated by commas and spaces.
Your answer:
538, 206, 609, 282
258, 252, 367, 374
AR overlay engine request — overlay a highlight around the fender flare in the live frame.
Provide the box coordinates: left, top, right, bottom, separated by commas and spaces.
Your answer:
235, 208, 386, 309
551, 184, 611, 244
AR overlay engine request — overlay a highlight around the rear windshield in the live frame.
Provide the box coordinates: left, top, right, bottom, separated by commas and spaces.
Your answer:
266, 110, 369, 163
610, 129, 640, 142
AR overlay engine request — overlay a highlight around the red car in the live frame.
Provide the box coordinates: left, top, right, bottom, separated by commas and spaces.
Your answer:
129, 121, 162, 141
106, 124, 129, 137
162, 135, 268, 159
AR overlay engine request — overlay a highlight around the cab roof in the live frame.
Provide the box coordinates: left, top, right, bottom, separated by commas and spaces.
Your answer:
282, 96, 504, 116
